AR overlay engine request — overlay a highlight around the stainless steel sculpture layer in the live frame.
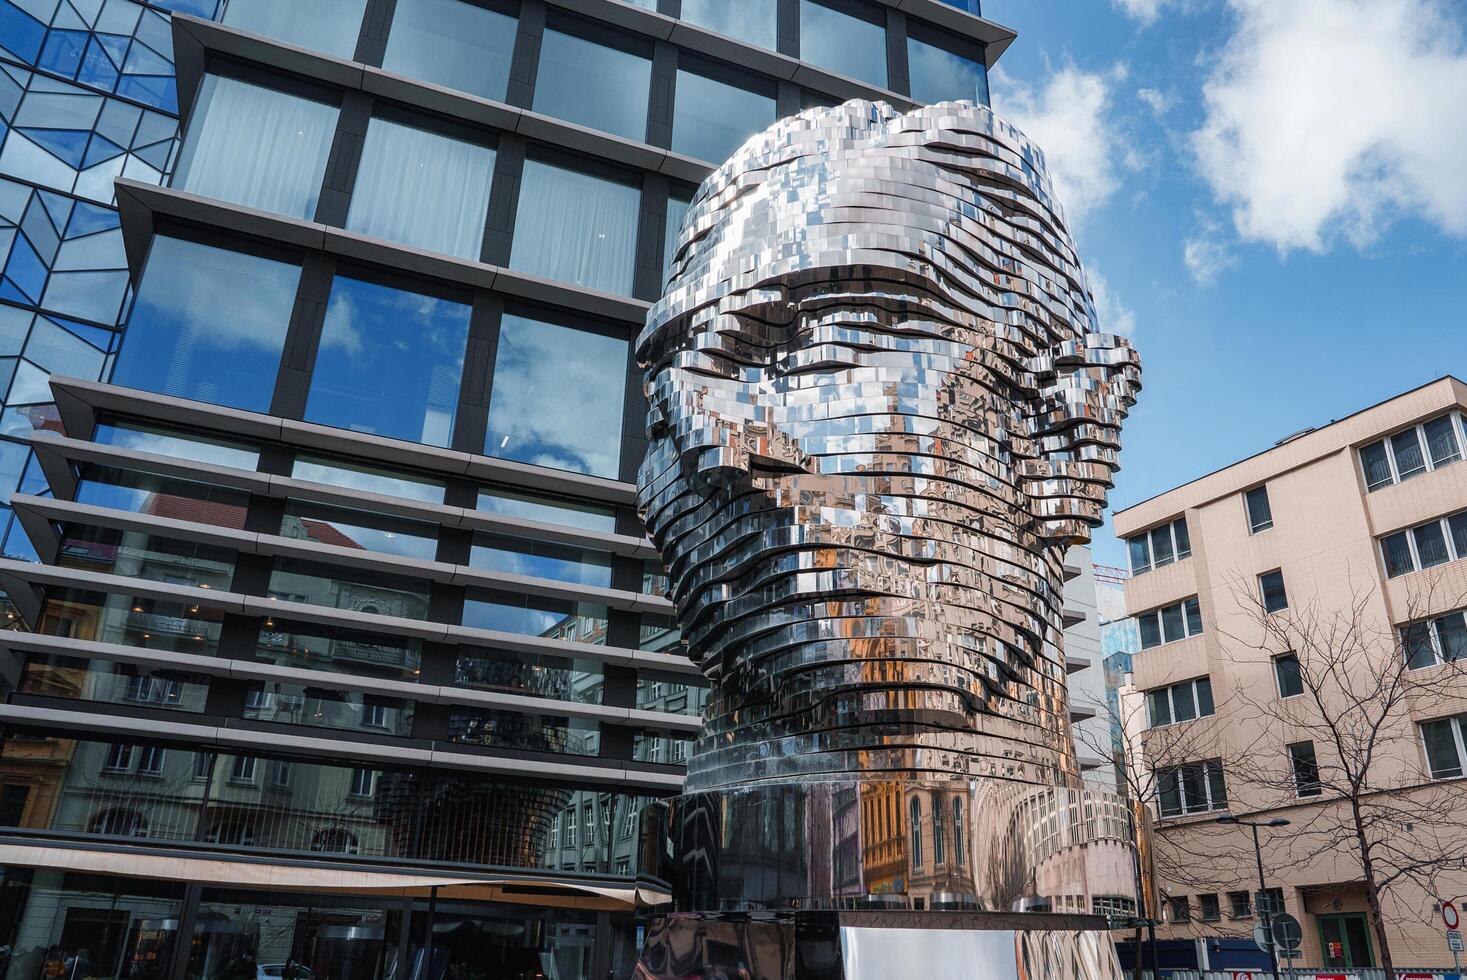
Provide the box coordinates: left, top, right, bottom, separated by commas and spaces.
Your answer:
635, 99, 1145, 977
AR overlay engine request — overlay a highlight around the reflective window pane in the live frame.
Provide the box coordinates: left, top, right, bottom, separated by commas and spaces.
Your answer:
1148, 690, 1170, 727
1404, 621, 1437, 670
463, 588, 607, 641
673, 66, 776, 164
1413, 520, 1450, 569
1423, 718, 1463, 778
1260, 570, 1288, 612
1450, 513, 1467, 559
113, 236, 299, 412
1128, 534, 1150, 574
1184, 597, 1203, 635
907, 31, 989, 105
1437, 612, 1467, 663
1173, 518, 1191, 557
799, 0, 887, 89
470, 532, 612, 586
510, 159, 640, 295
680, 0, 777, 49
221, 0, 368, 57
1360, 440, 1394, 490
1245, 485, 1272, 532
93, 421, 259, 470
485, 314, 627, 478
1149, 524, 1174, 567
383, 0, 517, 102
347, 117, 494, 260
291, 455, 446, 504
173, 74, 337, 219
1391, 428, 1426, 480
1195, 677, 1214, 715
1160, 602, 1184, 642
1382, 531, 1415, 578
1171, 684, 1196, 722
533, 27, 651, 141
282, 501, 439, 560
305, 275, 472, 447
1424, 414, 1461, 467
477, 486, 616, 532
1138, 612, 1161, 649
664, 188, 693, 282
270, 558, 432, 620
1275, 654, 1303, 697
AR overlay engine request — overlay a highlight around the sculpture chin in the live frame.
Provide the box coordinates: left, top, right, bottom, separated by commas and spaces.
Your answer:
634, 99, 1148, 976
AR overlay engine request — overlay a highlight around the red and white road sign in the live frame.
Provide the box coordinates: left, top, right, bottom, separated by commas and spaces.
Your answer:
1444, 900, 1461, 930
1399, 972, 1436, 980
1232, 972, 1254, 980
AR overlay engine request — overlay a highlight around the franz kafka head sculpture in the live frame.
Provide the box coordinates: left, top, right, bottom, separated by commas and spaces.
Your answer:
637, 100, 1142, 911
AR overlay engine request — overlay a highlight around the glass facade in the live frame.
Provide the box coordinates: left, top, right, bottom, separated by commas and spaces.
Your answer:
112, 235, 300, 412
305, 273, 473, 446
173, 73, 338, 218
0, 0, 1001, 972
908, 29, 990, 106
346, 116, 495, 260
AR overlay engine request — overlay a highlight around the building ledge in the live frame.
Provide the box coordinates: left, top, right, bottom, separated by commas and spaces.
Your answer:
47, 376, 640, 507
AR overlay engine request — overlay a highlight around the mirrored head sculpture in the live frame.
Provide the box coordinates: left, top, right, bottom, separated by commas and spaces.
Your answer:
635, 99, 1144, 977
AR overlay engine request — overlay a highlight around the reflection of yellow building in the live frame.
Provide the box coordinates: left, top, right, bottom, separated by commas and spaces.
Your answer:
859, 782, 905, 896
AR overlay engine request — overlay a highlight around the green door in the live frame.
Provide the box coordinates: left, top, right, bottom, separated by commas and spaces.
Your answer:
1317, 913, 1375, 968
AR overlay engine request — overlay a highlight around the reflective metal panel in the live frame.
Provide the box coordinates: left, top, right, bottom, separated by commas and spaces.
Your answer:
636, 98, 1144, 923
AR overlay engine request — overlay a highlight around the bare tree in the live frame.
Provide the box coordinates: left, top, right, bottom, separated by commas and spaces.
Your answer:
1217, 572, 1467, 977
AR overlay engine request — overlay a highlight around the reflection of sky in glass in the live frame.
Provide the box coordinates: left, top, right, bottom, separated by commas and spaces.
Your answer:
679, 0, 777, 49
907, 35, 989, 106
485, 315, 626, 479
462, 593, 607, 640
673, 69, 775, 164
92, 423, 261, 470
282, 504, 439, 561
221, 0, 368, 58
305, 276, 471, 447
291, 456, 445, 504
664, 191, 692, 282
383, 0, 516, 101
533, 29, 650, 142
799, 0, 887, 89
112, 237, 300, 413
469, 534, 612, 587
477, 487, 615, 532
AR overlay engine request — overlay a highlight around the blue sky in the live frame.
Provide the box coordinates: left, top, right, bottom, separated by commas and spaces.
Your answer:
978, 0, 1467, 569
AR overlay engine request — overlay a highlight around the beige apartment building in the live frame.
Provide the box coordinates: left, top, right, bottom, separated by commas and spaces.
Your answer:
1114, 376, 1467, 970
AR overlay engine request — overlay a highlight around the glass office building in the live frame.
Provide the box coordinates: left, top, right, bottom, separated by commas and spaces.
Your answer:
0, 0, 1012, 976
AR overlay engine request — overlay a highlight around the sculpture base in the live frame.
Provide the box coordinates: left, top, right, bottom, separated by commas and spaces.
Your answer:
632, 910, 1125, 980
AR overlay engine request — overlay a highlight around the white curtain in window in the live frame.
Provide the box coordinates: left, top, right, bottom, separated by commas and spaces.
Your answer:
511, 160, 639, 295
174, 75, 337, 220
347, 117, 495, 260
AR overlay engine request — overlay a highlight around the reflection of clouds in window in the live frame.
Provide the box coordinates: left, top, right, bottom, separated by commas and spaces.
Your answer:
306, 276, 471, 447
679, 0, 777, 49
112, 236, 300, 412
290, 456, 445, 504
469, 534, 613, 587
907, 35, 989, 106
485, 315, 625, 479
94, 423, 260, 470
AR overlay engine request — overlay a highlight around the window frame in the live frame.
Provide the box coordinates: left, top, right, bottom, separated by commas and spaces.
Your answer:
1288, 740, 1322, 797
1157, 759, 1228, 818
1138, 596, 1204, 649
1146, 676, 1215, 729
1401, 610, 1467, 670
1244, 485, 1274, 534
1380, 508, 1467, 579
1421, 714, 1467, 780
1273, 652, 1303, 698
1360, 412, 1467, 492
1126, 516, 1191, 576
1259, 569, 1288, 613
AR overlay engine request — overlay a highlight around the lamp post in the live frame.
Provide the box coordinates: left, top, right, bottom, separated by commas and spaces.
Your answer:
1217, 815, 1291, 980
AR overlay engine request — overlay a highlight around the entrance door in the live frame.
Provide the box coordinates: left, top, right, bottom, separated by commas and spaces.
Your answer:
1317, 914, 1375, 968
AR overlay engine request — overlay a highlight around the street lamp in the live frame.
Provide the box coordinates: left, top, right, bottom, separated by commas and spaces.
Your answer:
1217, 815, 1291, 980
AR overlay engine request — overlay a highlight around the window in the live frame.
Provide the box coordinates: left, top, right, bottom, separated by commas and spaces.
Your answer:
932, 797, 945, 865
1403, 610, 1467, 669
565, 805, 578, 845
1157, 760, 1228, 817
476, 487, 615, 532
1146, 677, 1214, 728
510, 158, 640, 295
1126, 517, 1191, 574
679, 0, 777, 49
114, 236, 300, 413
1381, 510, 1467, 578
485, 314, 627, 479
229, 755, 257, 782
292, 456, 445, 504
952, 797, 964, 867
673, 61, 777, 164
1137, 596, 1203, 649
909, 796, 922, 867
471, 533, 612, 587
800, 0, 887, 89
1168, 897, 1191, 922
582, 801, 595, 844
347, 116, 495, 260
361, 703, 390, 729
1245, 485, 1273, 533
1361, 413, 1466, 491
1288, 741, 1321, 797
533, 24, 651, 142
304, 274, 472, 447
383, 0, 516, 102
664, 188, 693, 282
906, 25, 989, 105
1198, 893, 1221, 921
221, 0, 368, 58
173, 74, 338, 219
271, 760, 292, 788
137, 746, 165, 775
621, 803, 638, 839
1228, 890, 1253, 918
1257, 888, 1284, 916
1422, 714, 1467, 779
1259, 570, 1288, 613
1274, 653, 1303, 698
349, 767, 376, 797
101, 743, 133, 772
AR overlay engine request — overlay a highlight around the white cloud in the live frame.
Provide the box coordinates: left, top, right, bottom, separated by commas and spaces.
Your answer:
1113, 0, 1171, 23
992, 64, 1131, 226
1193, 0, 1467, 252
1087, 265, 1137, 337
1182, 214, 1238, 284
1136, 87, 1172, 116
